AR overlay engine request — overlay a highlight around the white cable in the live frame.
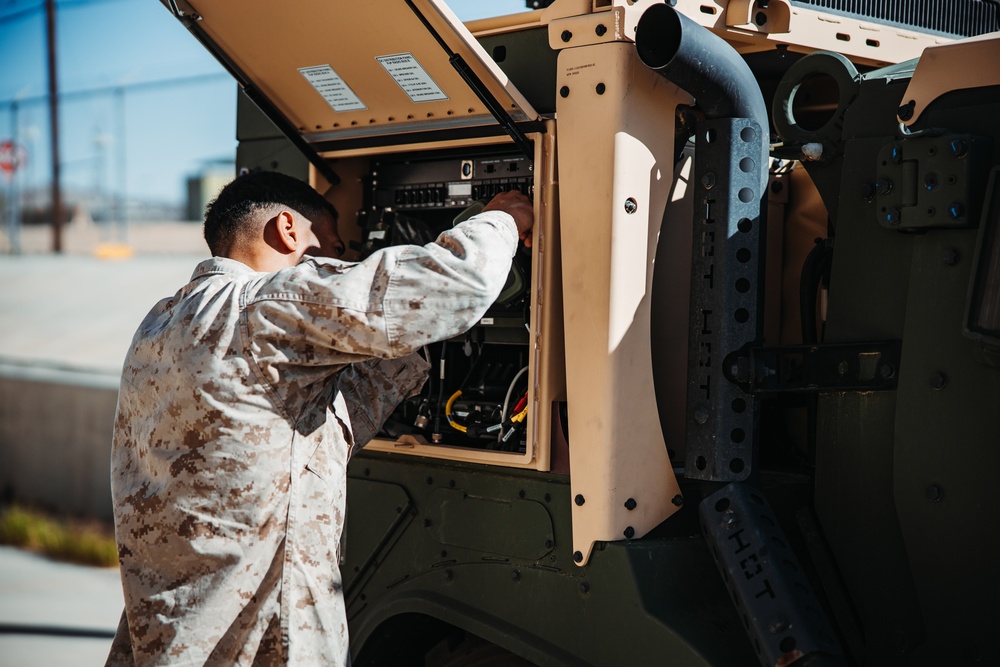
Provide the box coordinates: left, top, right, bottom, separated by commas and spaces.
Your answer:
499, 366, 529, 443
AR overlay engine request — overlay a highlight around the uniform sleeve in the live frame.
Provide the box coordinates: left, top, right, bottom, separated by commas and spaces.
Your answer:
245, 210, 518, 367
336, 352, 431, 452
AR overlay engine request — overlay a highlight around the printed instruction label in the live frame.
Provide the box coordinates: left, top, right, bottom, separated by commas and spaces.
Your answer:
298, 65, 366, 112
376, 53, 448, 103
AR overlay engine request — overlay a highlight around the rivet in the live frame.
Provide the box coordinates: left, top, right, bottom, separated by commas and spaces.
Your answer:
672, 494, 685, 507
702, 172, 716, 189
886, 208, 902, 226
561, 30, 572, 42
942, 249, 959, 266
445, 569, 453, 581
595, 24, 607, 36
624, 498, 637, 510
544, 539, 553, 549
575, 494, 586, 506
929, 372, 947, 390
511, 569, 521, 582
559, 86, 570, 98
925, 484, 943, 501
897, 101, 915, 121
579, 581, 590, 594
694, 406, 710, 424
596, 83, 606, 95
573, 551, 583, 563
623, 526, 635, 539
875, 178, 893, 195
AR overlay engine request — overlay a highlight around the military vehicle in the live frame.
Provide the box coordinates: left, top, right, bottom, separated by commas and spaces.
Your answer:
163, 0, 1000, 664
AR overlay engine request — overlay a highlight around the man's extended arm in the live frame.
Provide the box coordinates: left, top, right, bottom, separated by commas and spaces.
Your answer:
336, 352, 430, 453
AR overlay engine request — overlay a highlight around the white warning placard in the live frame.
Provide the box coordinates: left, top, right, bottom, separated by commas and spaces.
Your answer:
376, 53, 448, 103
298, 65, 366, 112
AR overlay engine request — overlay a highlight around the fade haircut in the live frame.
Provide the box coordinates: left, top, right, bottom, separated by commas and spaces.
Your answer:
203, 170, 339, 257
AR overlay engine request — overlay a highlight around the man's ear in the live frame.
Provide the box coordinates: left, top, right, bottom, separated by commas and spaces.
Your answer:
272, 210, 298, 254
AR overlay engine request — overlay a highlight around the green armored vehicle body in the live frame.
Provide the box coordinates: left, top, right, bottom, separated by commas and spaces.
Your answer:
165, 0, 1000, 664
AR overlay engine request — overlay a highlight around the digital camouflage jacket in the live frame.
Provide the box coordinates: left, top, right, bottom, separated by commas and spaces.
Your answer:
107, 211, 518, 666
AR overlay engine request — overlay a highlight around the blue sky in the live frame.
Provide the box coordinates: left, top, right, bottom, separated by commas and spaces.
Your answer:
0, 0, 526, 207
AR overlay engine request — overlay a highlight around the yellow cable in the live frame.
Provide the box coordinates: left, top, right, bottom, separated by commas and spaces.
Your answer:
511, 406, 528, 424
445, 390, 467, 433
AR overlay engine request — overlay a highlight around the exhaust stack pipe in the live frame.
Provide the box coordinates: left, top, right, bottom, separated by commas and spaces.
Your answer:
636, 3, 770, 485
635, 2, 769, 185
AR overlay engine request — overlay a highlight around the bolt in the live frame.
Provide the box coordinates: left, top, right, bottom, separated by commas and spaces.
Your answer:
694, 406, 710, 424
942, 249, 959, 266
624, 498, 637, 511
722, 513, 737, 527
579, 581, 590, 594
860, 182, 875, 200
511, 569, 521, 582
623, 526, 635, 539
596, 83, 606, 95
575, 494, 586, 506
898, 100, 915, 121
949, 138, 969, 158
925, 484, 943, 502
924, 172, 939, 190
624, 197, 638, 214
561, 30, 572, 42
672, 494, 685, 507
573, 551, 583, 563
886, 208, 902, 226
929, 372, 947, 390
949, 202, 965, 220
702, 172, 717, 189
875, 178, 893, 195
768, 614, 789, 634
595, 24, 607, 36
559, 86, 570, 98
890, 144, 903, 163
879, 364, 896, 380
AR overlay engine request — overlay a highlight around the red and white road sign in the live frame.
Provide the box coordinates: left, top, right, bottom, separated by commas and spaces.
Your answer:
0, 140, 28, 179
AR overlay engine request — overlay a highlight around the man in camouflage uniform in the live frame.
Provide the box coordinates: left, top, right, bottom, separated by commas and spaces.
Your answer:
107, 171, 533, 665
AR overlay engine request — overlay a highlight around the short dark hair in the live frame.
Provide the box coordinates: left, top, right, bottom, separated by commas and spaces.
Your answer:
203, 170, 339, 256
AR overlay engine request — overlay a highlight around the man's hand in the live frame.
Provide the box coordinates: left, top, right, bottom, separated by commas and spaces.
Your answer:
483, 190, 534, 248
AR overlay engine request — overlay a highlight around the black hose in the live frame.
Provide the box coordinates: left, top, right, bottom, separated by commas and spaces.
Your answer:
635, 3, 769, 191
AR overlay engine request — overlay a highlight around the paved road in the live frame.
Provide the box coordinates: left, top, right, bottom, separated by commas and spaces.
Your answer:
0, 546, 123, 666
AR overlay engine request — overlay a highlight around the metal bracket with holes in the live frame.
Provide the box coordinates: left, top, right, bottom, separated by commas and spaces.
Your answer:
685, 118, 765, 482
700, 483, 844, 667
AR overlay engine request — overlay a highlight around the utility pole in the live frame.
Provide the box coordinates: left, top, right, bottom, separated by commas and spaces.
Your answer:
46, 0, 62, 253
115, 86, 127, 242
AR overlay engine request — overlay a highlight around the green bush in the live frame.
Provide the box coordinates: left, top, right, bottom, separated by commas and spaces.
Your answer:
0, 505, 118, 568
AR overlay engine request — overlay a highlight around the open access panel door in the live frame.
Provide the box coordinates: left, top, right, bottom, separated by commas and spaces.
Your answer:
164, 0, 540, 172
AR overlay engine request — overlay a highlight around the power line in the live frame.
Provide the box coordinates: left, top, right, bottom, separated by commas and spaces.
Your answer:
0, 72, 232, 107
0, 0, 129, 24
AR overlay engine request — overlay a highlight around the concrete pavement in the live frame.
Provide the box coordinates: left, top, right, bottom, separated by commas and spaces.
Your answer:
0, 546, 123, 666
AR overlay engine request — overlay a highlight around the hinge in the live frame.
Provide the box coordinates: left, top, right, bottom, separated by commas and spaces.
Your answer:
726, 341, 901, 394
874, 134, 991, 230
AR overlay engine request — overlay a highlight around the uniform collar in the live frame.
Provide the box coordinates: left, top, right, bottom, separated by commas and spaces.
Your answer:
190, 256, 258, 281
